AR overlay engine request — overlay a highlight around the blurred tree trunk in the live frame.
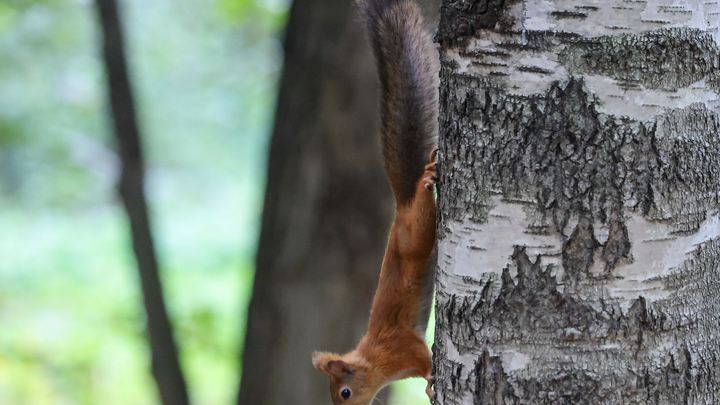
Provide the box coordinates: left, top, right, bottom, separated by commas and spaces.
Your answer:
95, 1, 190, 405
433, 1, 720, 404
236, 0, 438, 404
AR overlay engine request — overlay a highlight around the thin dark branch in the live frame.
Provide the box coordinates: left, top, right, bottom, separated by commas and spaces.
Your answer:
94, 1, 189, 404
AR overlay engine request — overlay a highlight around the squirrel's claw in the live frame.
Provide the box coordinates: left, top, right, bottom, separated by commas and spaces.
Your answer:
425, 375, 436, 403
423, 160, 437, 190
423, 150, 438, 190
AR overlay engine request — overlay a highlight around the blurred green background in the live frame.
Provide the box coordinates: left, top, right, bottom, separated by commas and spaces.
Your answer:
0, 0, 429, 404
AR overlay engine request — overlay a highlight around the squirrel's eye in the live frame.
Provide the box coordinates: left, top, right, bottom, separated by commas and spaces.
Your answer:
341, 388, 351, 400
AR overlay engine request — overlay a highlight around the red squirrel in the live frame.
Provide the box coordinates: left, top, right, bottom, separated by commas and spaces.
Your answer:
312, 0, 439, 403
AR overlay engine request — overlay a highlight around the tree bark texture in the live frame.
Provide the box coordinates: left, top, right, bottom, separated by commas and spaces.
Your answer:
235, 0, 393, 404
95, 1, 190, 404
433, 1, 720, 404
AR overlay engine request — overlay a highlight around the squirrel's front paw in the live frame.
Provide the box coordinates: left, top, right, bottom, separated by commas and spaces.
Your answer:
423, 150, 438, 191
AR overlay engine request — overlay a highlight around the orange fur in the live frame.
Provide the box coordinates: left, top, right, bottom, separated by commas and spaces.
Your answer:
313, 159, 437, 405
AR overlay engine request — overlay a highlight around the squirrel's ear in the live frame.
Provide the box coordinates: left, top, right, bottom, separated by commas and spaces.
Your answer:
312, 351, 334, 377
326, 360, 356, 377
312, 352, 327, 370
312, 352, 356, 377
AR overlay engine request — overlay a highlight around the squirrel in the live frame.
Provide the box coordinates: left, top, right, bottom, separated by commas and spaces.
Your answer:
312, 0, 439, 403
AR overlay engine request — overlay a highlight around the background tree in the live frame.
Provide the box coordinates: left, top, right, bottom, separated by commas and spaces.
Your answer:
95, 1, 189, 404
433, 0, 720, 403
0, 0, 286, 403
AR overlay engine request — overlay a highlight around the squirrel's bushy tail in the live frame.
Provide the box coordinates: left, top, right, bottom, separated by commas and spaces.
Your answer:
358, 0, 439, 207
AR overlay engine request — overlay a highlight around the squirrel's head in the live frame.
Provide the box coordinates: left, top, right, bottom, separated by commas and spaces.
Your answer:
312, 351, 378, 405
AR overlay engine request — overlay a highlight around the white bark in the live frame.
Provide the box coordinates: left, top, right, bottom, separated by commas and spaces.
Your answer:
434, 0, 720, 403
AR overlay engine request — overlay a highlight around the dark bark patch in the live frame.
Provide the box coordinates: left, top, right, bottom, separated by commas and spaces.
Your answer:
562, 213, 600, 283
574, 6, 598, 11
491, 30, 584, 53
473, 350, 517, 405
432, 336, 468, 405
550, 10, 587, 20
459, 49, 512, 59
436, 0, 519, 47
626, 297, 652, 349
601, 219, 631, 271
559, 28, 720, 92
514, 370, 605, 405
708, 67, 720, 93
516, 65, 554, 74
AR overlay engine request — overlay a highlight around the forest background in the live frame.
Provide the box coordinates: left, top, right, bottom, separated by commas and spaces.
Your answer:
0, 0, 428, 404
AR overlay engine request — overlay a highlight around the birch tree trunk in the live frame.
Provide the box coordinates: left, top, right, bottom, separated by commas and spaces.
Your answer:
433, 1, 720, 404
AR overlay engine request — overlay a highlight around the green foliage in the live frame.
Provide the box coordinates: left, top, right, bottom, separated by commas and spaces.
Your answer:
218, 0, 289, 36
0, 209, 155, 405
0, 0, 278, 403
